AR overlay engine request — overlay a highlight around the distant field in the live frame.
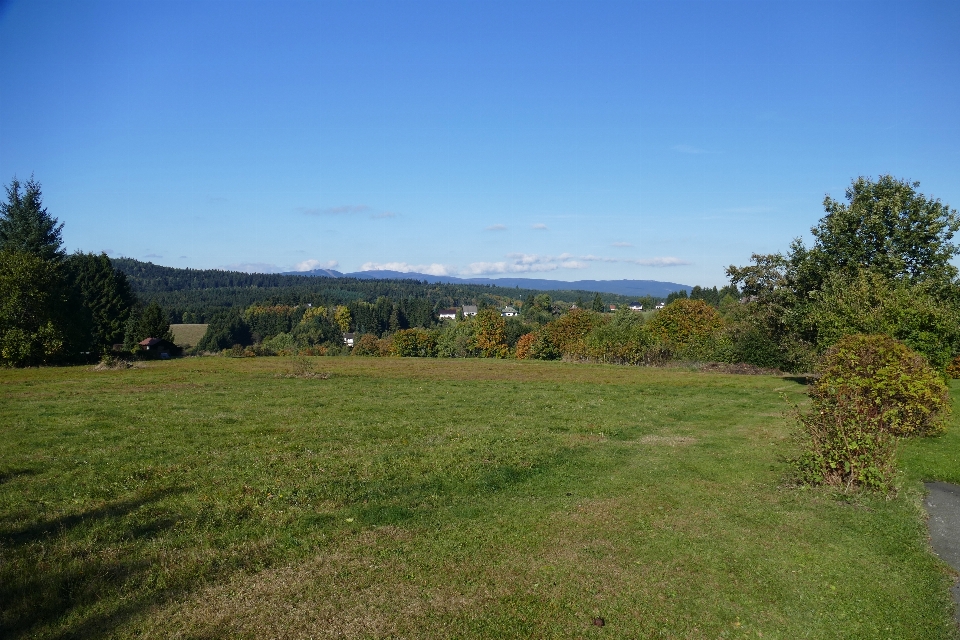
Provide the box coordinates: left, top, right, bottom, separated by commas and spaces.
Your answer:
1, 358, 958, 639
169, 323, 207, 347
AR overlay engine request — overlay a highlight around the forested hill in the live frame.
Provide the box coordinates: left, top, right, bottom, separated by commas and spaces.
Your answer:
112, 258, 640, 323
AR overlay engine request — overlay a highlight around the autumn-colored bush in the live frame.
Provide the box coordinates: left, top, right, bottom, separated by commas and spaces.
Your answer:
646, 299, 724, 360
793, 334, 950, 492
947, 354, 960, 379
530, 309, 604, 360
470, 308, 508, 358
514, 332, 536, 359
352, 333, 381, 357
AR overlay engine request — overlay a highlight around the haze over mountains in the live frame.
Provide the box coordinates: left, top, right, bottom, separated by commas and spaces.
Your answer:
284, 268, 692, 298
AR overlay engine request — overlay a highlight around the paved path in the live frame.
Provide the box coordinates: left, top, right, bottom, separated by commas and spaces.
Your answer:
924, 482, 960, 625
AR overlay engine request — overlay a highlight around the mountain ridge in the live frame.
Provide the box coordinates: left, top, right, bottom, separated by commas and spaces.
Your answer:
284, 269, 692, 298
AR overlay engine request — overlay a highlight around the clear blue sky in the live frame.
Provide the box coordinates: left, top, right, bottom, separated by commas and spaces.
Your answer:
1, 0, 958, 287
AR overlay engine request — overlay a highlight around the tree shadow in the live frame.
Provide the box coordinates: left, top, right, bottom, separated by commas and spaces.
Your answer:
782, 375, 816, 385
0, 486, 188, 639
0, 467, 38, 485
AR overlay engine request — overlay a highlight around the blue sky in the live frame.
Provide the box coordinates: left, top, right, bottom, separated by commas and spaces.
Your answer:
1, 0, 958, 287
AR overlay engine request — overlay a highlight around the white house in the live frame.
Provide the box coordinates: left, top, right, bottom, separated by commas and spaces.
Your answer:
342, 333, 356, 347
629, 302, 644, 311
438, 308, 458, 320
655, 302, 666, 310
462, 305, 478, 317
501, 306, 518, 317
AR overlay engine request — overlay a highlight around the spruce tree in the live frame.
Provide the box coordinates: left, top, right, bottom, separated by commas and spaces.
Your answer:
0, 177, 64, 262
65, 253, 136, 352
591, 293, 604, 312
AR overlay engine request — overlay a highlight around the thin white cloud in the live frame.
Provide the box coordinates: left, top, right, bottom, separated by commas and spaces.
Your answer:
220, 262, 283, 273
359, 262, 453, 276
294, 259, 339, 272
531, 223, 548, 230
372, 211, 396, 219
178, 255, 189, 259
580, 255, 619, 263
462, 253, 589, 275
628, 257, 691, 267
300, 205, 371, 216
144, 253, 163, 259
485, 224, 507, 231
611, 242, 633, 247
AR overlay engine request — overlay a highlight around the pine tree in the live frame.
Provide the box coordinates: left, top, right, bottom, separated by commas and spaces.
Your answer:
591, 293, 604, 312
65, 253, 136, 352
0, 177, 64, 262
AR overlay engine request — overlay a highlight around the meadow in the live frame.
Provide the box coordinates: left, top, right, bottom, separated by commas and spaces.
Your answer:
1, 357, 958, 639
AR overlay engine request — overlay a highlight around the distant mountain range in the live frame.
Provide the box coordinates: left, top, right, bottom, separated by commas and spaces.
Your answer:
282, 269, 692, 298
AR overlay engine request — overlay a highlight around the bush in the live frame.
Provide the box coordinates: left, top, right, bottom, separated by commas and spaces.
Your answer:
580, 308, 650, 364
470, 308, 508, 358
947, 354, 960, 379
814, 334, 949, 437
646, 299, 724, 360
436, 319, 474, 358
352, 333, 381, 357
530, 309, 604, 360
393, 328, 438, 357
515, 332, 536, 360
792, 334, 950, 492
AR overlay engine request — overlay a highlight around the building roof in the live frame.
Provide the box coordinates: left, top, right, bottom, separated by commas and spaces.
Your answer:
462, 305, 478, 313
139, 338, 162, 347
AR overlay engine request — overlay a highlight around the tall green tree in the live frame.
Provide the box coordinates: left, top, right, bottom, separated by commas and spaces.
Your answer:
591, 293, 604, 312
65, 253, 136, 352
0, 177, 65, 262
124, 301, 173, 349
0, 250, 69, 365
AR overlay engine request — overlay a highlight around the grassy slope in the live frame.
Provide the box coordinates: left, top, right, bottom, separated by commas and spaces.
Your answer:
168, 324, 208, 348
0, 358, 957, 639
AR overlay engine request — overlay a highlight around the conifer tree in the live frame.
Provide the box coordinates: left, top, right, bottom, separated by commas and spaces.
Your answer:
0, 177, 64, 262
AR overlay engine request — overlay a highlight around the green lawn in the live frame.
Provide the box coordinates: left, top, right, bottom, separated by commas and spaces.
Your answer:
1, 357, 957, 639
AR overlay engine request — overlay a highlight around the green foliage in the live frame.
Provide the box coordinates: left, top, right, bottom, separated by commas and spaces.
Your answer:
803, 270, 960, 372
197, 309, 252, 352
64, 253, 135, 352
665, 289, 688, 304
393, 328, 438, 357
260, 331, 295, 355
793, 334, 950, 492
0, 177, 64, 263
580, 308, 651, 365
244, 305, 301, 341
125, 302, 174, 350
290, 308, 341, 350
591, 293, 604, 312
436, 318, 475, 358
0, 250, 69, 366
647, 299, 724, 360
352, 333, 382, 357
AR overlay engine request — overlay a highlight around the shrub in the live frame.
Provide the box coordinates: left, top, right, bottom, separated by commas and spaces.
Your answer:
530, 309, 604, 360
515, 332, 536, 360
352, 333, 381, 357
580, 308, 649, 364
813, 334, 949, 437
947, 354, 960, 379
646, 299, 724, 360
436, 319, 474, 358
792, 334, 950, 492
393, 328, 438, 357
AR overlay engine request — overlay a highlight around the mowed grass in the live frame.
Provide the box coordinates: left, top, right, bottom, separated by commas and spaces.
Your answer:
1, 357, 958, 639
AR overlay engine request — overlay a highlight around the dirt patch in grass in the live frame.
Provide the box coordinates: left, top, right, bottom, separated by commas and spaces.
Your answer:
696, 362, 785, 376
637, 435, 698, 446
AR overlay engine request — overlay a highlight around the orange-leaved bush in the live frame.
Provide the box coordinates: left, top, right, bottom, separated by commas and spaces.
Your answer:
646, 299, 723, 359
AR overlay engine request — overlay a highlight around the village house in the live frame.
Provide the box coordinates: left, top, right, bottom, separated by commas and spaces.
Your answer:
342, 333, 356, 348
629, 302, 644, 311
438, 308, 458, 320
655, 302, 666, 310
462, 305, 478, 317
501, 306, 518, 317
138, 337, 179, 359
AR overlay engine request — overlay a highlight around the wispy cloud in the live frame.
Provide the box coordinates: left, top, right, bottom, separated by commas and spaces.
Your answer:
672, 144, 712, 155
178, 255, 189, 259
531, 223, 548, 230
485, 224, 507, 231
628, 257, 691, 267
300, 204, 371, 216
101, 248, 115, 255
220, 262, 283, 273
611, 241, 633, 248
144, 253, 163, 259
372, 211, 397, 219
294, 259, 339, 272
462, 253, 588, 275
359, 262, 453, 276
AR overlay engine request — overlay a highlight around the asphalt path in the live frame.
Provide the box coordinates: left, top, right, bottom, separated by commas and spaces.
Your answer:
925, 482, 960, 625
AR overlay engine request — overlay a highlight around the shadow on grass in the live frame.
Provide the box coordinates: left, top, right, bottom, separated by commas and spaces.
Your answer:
783, 375, 815, 385
0, 467, 38, 485
0, 486, 188, 640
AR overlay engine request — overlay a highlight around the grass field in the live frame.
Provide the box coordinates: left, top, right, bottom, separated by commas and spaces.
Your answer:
1, 357, 958, 639
168, 324, 208, 348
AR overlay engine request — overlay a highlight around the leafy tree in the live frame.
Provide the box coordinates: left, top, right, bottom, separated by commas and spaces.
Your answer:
665, 289, 688, 304
334, 305, 352, 333
0, 250, 69, 365
801, 176, 960, 289
64, 252, 136, 352
647, 299, 724, 360
470, 308, 508, 358
291, 307, 341, 348
0, 177, 64, 262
